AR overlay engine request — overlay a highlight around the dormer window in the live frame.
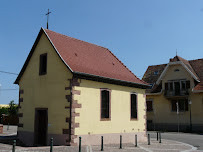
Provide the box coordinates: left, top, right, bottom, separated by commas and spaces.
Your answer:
154, 71, 159, 75
39, 53, 47, 75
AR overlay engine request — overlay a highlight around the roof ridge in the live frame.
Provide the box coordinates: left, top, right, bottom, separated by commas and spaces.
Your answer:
45, 29, 109, 50
147, 58, 203, 67
189, 58, 203, 62
147, 63, 167, 67
106, 48, 148, 84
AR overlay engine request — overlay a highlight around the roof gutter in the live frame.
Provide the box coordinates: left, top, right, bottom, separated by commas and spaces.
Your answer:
192, 88, 203, 93
73, 71, 151, 89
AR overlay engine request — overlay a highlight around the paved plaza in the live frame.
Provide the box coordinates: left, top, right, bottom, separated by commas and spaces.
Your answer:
0, 126, 202, 152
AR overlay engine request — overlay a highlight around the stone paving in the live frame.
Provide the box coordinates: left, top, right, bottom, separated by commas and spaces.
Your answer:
0, 126, 202, 152
0, 139, 202, 152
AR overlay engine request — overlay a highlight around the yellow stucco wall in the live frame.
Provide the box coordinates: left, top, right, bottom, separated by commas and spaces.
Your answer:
147, 64, 203, 125
74, 80, 146, 135
18, 33, 72, 134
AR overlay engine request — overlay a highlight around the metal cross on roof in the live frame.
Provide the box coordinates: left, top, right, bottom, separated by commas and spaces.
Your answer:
46, 9, 51, 29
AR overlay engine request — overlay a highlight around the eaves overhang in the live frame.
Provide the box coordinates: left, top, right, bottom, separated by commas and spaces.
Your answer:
73, 71, 151, 89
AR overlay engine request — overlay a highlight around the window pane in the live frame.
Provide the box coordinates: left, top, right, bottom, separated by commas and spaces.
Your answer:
101, 90, 110, 119
181, 81, 186, 90
179, 100, 185, 111
131, 94, 137, 119
39, 54, 47, 75
169, 82, 173, 91
147, 100, 153, 111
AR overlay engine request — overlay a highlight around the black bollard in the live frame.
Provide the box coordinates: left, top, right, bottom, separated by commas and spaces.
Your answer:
119, 135, 122, 149
159, 132, 161, 143
157, 132, 159, 141
50, 138, 53, 152
147, 134, 150, 145
79, 137, 81, 152
135, 134, 137, 147
101, 136, 103, 151
12, 140, 16, 152
7, 123, 9, 130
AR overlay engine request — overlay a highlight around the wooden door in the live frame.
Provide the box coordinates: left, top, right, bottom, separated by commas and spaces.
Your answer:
34, 108, 48, 146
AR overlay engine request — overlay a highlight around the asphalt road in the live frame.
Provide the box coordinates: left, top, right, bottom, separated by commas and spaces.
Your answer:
149, 131, 203, 150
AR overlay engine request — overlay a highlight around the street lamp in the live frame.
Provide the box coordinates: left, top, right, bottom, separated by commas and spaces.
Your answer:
188, 100, 192, 132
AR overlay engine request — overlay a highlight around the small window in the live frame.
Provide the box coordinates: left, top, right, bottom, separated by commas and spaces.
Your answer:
174, 69, 179, 72
146, 100, 153, 112
39, 53, 47, 75
171, 99, 188, 112
101, 89, 110, 120
169, 82, 173, 91
181, 81, 186, 90
154, 71, 159, 75
131, 93, 137, 119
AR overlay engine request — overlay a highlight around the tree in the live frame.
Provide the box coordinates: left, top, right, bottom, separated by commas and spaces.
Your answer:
8, 100, 18, 116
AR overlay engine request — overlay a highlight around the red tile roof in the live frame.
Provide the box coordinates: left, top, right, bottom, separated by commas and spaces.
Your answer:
43, 29, 148, 86
14, 28, 148, 87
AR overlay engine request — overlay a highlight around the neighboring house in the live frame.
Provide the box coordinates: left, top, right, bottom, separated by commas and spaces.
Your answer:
142, 56, 203, 132
0, 104, 9, 108
14, 28, 150, 146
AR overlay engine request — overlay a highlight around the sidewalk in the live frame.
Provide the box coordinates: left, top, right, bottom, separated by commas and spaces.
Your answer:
0, 138, 201, 152
0, 125, 17, 136
0, 126, 202, 151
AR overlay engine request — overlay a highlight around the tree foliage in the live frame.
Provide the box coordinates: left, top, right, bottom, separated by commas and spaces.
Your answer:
0, 100, 18, 116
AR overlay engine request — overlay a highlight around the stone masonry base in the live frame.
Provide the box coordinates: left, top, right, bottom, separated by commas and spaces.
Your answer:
18, 131, 146, 146
18, 131, 69, 146
74, 132, 147, 145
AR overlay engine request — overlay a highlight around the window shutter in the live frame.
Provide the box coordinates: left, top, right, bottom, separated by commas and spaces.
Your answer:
186, 81, 190, 89
171, 101, 176, 111
165, 83, 168, 90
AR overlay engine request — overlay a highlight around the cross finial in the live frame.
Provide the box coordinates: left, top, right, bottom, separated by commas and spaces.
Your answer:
46, 9, 51, 29
176, 49, 178, 56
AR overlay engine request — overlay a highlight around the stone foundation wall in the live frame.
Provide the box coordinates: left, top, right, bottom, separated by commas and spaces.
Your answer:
18, 131, 69, 146
74, 132, 147, 145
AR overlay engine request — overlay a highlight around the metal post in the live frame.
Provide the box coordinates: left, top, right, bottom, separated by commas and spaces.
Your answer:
159, 132, 161, 143
7, 123, 9, 130
176, 102, 180, 133
189, 101, 192, 132
12, 140, 16, 152
135, 134, 137, 147
79, 137, 81, 152
157, 132, 159, 141
119, 135, 122, 149
50, 138, 53, 152
148, 134, 150, 145
101, 136, 103, 151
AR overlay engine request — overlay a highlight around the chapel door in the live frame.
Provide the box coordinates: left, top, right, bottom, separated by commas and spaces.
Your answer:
34, 108, 48, 146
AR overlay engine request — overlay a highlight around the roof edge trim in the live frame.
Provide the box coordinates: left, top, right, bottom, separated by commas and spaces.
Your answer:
156, 61, 200, 85
73, 71, 151, 88
192, 88, 203, 93
42, 28, 73, 73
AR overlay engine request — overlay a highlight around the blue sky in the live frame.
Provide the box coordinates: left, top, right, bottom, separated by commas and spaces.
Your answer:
0, 0, 203, 104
